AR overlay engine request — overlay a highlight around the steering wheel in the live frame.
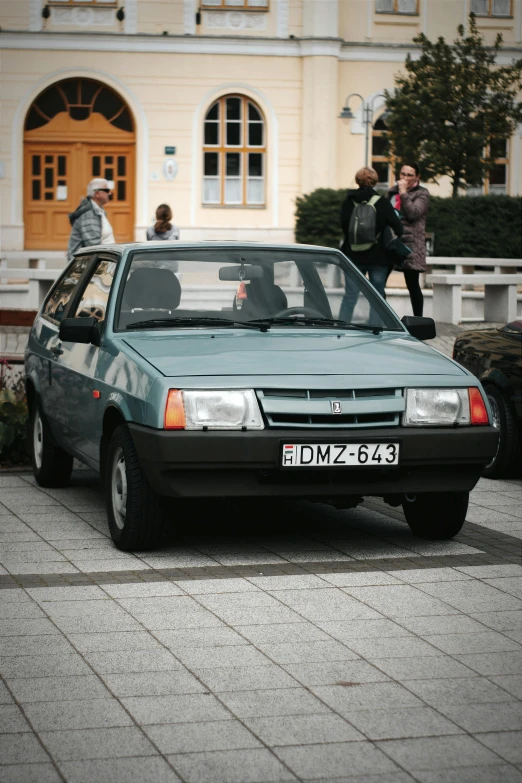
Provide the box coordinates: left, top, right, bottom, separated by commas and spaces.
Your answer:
274, 306, 325, 319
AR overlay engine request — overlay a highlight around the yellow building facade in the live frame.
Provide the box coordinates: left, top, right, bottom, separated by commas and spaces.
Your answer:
1, 0, 521, 251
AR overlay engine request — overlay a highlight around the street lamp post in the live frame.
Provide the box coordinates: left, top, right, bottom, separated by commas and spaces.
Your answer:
339, 93, 387, 168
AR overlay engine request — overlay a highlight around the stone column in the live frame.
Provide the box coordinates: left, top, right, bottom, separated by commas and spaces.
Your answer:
300, 0, 340, 195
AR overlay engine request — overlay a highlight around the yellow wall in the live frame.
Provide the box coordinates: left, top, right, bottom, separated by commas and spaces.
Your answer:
0, 47, 304, 245
301, 55, 339, 193
0, 0, 521, 249
339, 0, 368, 42
137, 0, 186, 35
0, 0, 31, 31
288, 0, 304, 37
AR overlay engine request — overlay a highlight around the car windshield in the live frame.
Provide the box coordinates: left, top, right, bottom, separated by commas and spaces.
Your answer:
115, 247, 402, 332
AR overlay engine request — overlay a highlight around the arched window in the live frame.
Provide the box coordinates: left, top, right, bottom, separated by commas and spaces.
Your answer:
24, 78, 135, 249
203, 95, 266, 206
25, 78, 134, 133
371, 116, 392, 189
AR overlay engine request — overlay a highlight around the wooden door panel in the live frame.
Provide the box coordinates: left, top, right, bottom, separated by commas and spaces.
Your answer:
109, 210, 133, 238
25, 142, 135, 249
25, 211, 47, 241
51, 212, 72, 242
24, 145, 77, 250
86, 146, 134, 243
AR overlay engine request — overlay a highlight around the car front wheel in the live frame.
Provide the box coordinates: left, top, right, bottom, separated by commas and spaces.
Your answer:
30, 401, 73, 488
106, 424, 164, 551
402, 491, 468, 540
482, 385, 521, 479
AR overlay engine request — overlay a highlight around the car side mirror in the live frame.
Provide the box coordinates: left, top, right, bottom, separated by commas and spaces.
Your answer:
401, 316, 436, 341
59, 317, 100, 346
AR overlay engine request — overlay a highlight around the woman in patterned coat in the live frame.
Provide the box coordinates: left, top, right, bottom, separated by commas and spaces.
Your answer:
387, 162, 430, 317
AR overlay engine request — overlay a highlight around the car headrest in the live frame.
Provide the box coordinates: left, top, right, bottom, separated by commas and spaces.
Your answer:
124, 267, 181, 311
234, 280, 288, 317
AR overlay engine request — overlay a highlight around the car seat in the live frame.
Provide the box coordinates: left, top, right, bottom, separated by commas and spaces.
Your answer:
233, 278, 288, 320
123, 267, 181, 313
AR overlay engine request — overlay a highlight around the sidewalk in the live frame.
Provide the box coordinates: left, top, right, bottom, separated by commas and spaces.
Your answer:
1, 472, 521, 783
1, 315, 520, 783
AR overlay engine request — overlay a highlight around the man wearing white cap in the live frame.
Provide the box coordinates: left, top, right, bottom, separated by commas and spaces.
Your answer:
67, 178, 115, 260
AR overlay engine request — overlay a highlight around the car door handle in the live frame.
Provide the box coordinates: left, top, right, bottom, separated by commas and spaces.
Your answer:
51, 346, 64, 357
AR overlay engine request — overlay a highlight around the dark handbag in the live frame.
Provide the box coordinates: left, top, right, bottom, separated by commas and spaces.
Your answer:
383, 226, 412, 271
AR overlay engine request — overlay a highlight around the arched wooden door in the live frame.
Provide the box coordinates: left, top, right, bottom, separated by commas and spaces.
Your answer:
24, 78, 135, 249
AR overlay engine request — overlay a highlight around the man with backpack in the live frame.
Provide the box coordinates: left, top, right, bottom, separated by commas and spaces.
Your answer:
339, 166, 403, 323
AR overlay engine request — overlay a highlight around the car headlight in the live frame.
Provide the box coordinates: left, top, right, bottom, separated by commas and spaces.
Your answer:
403, 388, 471, 426
165, 389, 264, 430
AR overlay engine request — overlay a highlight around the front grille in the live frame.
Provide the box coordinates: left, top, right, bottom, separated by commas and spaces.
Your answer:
257, 388, 404, 429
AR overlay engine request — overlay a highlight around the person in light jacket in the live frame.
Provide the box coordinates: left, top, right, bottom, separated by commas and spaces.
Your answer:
67, 178, 114, 260
387, 162, 430, 316
146, 204, 179, 241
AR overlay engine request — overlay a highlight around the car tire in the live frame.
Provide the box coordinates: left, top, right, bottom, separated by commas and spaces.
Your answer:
402, 491, 469, 540
30, 401, 73, 488
482, 385, 521, 479
106, 424, 164, 551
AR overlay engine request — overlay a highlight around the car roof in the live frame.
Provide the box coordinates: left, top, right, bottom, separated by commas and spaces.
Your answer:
74, 241, 341, 256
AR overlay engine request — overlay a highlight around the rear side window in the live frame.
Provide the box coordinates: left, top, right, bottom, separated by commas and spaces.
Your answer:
71, 258, 118, 324
42, 255, 93, 324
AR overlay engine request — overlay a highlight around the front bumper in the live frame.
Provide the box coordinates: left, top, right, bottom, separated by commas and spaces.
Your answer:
128, 424, 499, 499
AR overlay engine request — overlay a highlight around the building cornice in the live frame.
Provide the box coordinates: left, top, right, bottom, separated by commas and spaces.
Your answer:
300, 38, 342, 57
0, 30, 301, 56
0, 31, 520, 63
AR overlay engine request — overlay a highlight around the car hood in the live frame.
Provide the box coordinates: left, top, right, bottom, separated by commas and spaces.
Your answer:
122, 330, 465, 377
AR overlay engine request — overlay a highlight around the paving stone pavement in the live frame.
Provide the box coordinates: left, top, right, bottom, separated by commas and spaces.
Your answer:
1, 320, 521, 783
1, 465, 521, 783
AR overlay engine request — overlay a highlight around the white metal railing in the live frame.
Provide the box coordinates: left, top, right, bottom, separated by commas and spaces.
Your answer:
1, 254, 521, 322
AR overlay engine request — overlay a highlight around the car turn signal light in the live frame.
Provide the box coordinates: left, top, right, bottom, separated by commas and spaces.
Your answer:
469, 387, 488, 425
164, 389, 186, 430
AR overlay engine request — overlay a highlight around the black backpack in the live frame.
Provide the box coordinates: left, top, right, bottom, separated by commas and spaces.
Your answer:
348, 195, 381, 251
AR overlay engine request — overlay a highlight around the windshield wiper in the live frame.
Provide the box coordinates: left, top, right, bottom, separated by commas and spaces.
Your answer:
125, 316, 270, 331
248, 317, 385, 334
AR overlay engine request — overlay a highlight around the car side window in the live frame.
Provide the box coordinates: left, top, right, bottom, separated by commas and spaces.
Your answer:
42, 255, 93, 324
71, 257, 118, 324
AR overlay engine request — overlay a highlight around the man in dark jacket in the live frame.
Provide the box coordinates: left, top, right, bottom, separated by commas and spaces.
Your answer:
339, 166, 403, 323
67, 178, 115, 260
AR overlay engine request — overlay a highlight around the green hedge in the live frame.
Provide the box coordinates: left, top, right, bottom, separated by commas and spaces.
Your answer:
295, 191, 522, 258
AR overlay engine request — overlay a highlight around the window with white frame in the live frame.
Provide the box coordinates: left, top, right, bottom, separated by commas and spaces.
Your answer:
470, 0, 511, 16
376, 0, 418, 14
467, 139, 509, 195
48, 0, 117, 5
371, 116, 393, 189
203, 95, 266, 206
201, 0, 268, 9
487, 139, 509, 194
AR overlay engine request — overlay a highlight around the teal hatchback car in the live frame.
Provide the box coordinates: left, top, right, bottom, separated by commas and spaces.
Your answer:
25, 242, 498, 550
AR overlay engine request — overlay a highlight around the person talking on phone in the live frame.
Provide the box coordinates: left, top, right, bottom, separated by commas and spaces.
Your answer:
387, 162, 430, 317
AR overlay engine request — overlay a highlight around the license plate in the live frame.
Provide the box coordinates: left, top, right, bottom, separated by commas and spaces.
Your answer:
281, 442, 400, 468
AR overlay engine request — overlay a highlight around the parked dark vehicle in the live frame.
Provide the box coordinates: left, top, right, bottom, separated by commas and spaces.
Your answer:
453, 321, 522, 478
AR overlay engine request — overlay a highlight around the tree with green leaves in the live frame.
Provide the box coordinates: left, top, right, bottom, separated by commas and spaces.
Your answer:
384, 14, 522, 197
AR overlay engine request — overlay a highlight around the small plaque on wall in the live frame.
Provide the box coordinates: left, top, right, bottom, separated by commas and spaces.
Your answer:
163, 159, 178, 181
